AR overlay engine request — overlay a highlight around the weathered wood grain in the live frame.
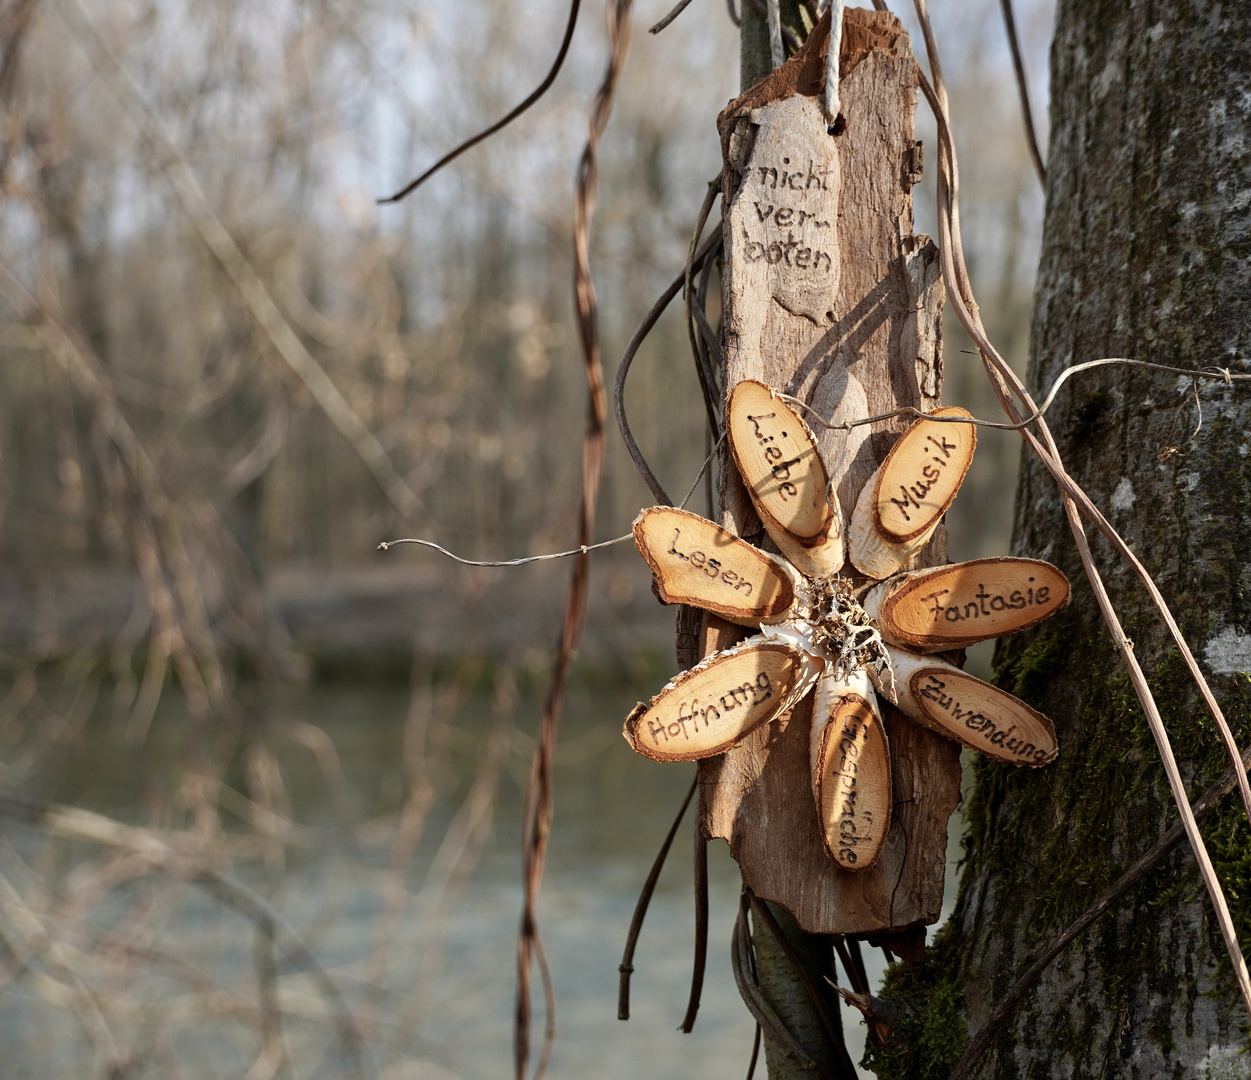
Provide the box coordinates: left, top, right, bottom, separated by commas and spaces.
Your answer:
699, 8, 962, 935
864, 557, 1070, 653
633, 506, 798, 626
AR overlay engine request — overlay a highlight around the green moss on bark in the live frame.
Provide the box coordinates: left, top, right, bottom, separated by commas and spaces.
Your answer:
870, 615, 1251, 1074
859, 959, 968, 1080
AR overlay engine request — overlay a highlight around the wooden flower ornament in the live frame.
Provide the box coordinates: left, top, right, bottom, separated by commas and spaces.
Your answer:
623, 380, 1068, 872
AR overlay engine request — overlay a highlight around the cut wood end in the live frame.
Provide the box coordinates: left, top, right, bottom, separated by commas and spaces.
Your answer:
871, 406, 975, 544
884, 649, 1058, 767
811, 672, 891, 871
727, 380, 833, 544
770, 524, 846, 581
873, 558, 1071, 652
632, 506, 797, 624
623, 639, 807, 762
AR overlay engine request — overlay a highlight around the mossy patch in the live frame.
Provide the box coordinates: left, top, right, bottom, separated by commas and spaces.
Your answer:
860, 959, 968, 1080
962, 623, 1244, 939
882, 617, 1251, 1070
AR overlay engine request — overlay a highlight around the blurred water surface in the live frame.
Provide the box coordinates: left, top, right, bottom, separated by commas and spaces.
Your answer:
4, 678, 916, 1079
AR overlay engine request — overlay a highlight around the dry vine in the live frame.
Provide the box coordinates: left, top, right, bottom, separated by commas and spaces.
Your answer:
518, 5, 632, 1078
8, 0, 1247, 1075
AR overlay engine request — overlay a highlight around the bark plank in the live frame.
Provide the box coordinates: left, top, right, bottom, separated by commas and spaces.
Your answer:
700, 9, 961, 935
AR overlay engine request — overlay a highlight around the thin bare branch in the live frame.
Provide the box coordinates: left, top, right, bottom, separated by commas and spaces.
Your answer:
378, 0, 582, 203
516, 5, 633, 1078
0, 794, 372, 1077
650, 0, 696, 34
998, 0, 1046, 188
685, 177, 725, 437
618, 775, 697, 1020
614, 231, 722, 505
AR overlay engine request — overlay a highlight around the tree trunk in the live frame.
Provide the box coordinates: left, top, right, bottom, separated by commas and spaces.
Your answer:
874, 2, 1251, 1076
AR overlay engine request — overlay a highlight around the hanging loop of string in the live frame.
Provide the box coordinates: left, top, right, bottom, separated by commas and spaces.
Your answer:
780, 357, 1249, 436
378, 434, 724, 568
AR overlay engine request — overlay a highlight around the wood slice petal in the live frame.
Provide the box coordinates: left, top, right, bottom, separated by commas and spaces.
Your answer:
632, 507, 797, 625
865, 558, 1070, 652
811, 669, 891, 871
728, 379, 832, 542
872, 407, 975, 542
848, 407, 976, 579
624, 639, 812, 762
878, 647, 1058, 767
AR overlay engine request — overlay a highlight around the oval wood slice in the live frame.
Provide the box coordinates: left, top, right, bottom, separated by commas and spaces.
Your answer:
849, 407, 975, 579
880, 648, 1057, 767
866, 558, 1070, 652
623, 640, 808, 762
632, 507, 797, 625
728, 379, 832, 539
811, 670, 891, 871
873, 407, 975, 541
727, 379, 844, 578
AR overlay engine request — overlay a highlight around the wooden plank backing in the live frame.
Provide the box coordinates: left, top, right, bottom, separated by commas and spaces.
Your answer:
699, 9, 963, 935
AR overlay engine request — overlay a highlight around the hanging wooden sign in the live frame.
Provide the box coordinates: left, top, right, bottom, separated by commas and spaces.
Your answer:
811, 669, 891, 871
623, 638, 821, 762
865, 558, 1070, 652
849, 407, 975, 579
727, 379, 844, 578
624, 9, 1064, 940
878, 647, 1058, 767
703, 10, 962, 936
632, 506, 799, 625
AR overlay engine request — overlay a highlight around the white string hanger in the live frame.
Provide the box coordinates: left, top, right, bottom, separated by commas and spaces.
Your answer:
380, 355, 1249, 568
378, 435, 726, 565
822, 0, 845, 132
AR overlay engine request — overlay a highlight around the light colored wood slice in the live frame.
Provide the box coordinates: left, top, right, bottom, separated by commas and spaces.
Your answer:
726, 380, 829, 538
848, 408, 974, 579
810, 669, 891, 872
727, 380, 827, 518
728, 380, 845, 578
632, 507, 799, 626
873, 407, 975, 541
623, 638, 818, 763
875, 647, 1058, 767
769, 518, 846, 580
847, 464, 925, 579
864, 558, 1071, 652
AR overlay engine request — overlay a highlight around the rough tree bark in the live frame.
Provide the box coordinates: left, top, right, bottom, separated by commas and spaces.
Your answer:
873, 2, 1251, 1077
